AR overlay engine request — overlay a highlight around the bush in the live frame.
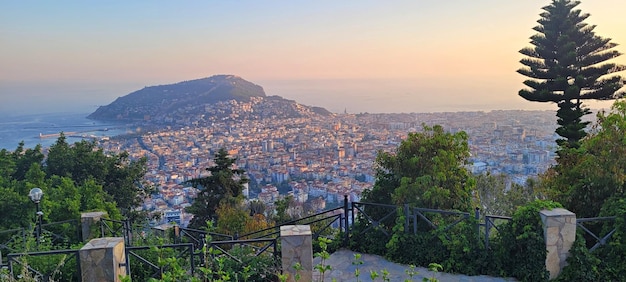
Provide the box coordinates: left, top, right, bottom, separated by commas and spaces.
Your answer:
554, 232, 600, 282
594, 196, 626, 280
348, 221, 390, 256
494, 200, 561, 282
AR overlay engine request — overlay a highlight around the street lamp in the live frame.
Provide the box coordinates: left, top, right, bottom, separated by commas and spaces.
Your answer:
28, 188, 44, 247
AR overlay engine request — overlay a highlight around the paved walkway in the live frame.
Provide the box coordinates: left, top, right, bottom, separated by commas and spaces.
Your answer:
313, 249, 516, 282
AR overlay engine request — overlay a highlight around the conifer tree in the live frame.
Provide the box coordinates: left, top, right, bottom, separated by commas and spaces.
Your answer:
186, 148, 248, 229
518, 0, 625, 149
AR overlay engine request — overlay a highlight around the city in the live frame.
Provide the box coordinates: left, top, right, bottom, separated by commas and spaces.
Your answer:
96, 96, 561, 226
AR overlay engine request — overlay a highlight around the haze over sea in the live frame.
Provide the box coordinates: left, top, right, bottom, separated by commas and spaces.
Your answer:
0, 112, 130, 150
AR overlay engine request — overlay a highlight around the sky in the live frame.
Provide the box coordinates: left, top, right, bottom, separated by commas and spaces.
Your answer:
2, 0, 626, 115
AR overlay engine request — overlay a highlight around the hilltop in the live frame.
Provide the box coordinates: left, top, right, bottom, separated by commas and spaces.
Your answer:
87, 75, 331, 122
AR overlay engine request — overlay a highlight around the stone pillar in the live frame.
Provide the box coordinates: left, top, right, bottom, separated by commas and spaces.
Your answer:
540, 208, 576, 279
81, 211, 107, 241
281, 225, 313, 282
79, 237, 126, 282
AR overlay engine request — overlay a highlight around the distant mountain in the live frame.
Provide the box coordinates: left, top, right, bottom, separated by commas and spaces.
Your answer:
87, 75, 331, 122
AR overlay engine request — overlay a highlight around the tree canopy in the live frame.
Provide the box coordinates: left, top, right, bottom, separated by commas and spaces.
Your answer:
0, 135, 148, 231
518, 0, 625, 149
541, 100, 626, 218
185, 148, 249, 229
45, 134, 151, 218
363, 124, 475, 212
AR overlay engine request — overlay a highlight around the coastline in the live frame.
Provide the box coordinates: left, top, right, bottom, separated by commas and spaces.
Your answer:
0, 112, 132, 150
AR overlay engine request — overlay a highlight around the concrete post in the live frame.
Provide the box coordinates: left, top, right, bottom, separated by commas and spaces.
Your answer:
280, 225, 313, 282
79, 237, 126, 282
81, 211, 107, 241
540, 208, 576, 279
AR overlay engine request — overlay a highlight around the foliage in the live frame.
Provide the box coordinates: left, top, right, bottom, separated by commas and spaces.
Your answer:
348, 218, 392, 256
517, 0, 626, 149
186, 148, 249, 229
202, 245, 280, 282
1, 225, 84, 282
0, 135, 146, 244
541, 100, 626, 218
272, 195, 298, 224
474, 173, 539, 216
314, 237, 333, 282
45, 134, 151, 219
554, 233, 600, 282
383, 209, 491, 276
368, 125, 475, 211
126, 237, 189, 282
213, 203, 274, 237
594, 196, 626, 279
552, 196, 626, 281
494, 200, 561, 281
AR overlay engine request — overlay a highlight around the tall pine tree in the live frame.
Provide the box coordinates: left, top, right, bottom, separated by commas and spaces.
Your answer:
185, 148, 248, 229
518, 0, 625, 150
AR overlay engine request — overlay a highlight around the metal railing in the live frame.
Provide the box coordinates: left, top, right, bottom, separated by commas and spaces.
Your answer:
481, 214, 512, 248
351, 201, 398, 238
125, 243, 196, 280
207, 237, 279, 263
576, 216, 616, 252
0, 228, 27, 255
239, 206, 346, 240
176, 226, 233, 249
6, 249, 81, 281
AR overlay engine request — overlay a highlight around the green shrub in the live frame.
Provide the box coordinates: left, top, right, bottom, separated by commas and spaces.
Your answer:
494, 200, 561, 282
349, 221, 390, 256
554, 232, 600, 282
595, 196, 626, 280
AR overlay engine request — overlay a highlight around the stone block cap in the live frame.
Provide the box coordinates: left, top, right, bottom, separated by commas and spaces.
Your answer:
81, 237, 125, 250
81, 211, 107, 219
280, 225, 312, 236
540, 208, 575, 217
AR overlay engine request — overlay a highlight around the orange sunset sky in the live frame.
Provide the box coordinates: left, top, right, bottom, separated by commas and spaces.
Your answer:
1, 0, 625, 114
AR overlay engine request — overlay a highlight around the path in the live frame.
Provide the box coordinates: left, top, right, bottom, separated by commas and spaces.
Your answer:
313, 249, 516, 282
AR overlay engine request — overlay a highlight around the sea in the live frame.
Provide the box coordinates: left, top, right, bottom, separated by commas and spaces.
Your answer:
0, 112, 132, 151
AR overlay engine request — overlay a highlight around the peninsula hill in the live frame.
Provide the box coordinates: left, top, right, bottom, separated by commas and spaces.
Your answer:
87, 75, 331, 122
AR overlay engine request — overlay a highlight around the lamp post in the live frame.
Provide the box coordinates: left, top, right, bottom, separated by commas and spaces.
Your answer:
28, 187, 44, 248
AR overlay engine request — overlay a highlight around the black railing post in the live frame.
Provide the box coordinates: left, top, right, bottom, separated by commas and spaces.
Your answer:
76, 249, 82, 282
125, 220, 131, 246
125, 244, 132, 276
475, 207, 480, 241
351, 202, 355, 229
343, 195, 349, 246
485, 217, 491, 248
404, 204, 410, 233
22, 228, 27, 250
273, 238, 279, 264
189, 244, 195, 276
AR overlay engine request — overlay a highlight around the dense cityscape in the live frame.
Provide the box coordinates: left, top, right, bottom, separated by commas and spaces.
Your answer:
95, 97, 562, 226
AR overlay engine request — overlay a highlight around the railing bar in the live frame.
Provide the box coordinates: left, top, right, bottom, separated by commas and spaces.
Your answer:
486, 215, 512, 220
576, 223, 601, 242
576, 216, 616, 223
255, 241, 275, 256
353, 202, 398, 208
414, 207, 469, 216
209, 244, 243, 263
128, 251, 160, 271
443, 214, 470, 232
239, 207, 344, 238
414, 210, 438, 230
312, 216, 340, 239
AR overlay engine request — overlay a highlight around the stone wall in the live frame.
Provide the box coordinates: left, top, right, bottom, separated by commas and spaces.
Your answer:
540, 208, 576, 279
81, 211, 107, 241
79, 237, 126, 282
281, 225, 313, 282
